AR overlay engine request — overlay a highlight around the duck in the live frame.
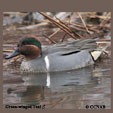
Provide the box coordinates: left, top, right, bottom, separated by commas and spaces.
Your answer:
5, 35, 103, 73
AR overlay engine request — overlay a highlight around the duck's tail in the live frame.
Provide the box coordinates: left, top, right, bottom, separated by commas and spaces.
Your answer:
91, 44, 109, 61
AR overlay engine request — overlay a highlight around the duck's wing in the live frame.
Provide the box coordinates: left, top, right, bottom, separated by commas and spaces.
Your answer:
42, 38, 98, 55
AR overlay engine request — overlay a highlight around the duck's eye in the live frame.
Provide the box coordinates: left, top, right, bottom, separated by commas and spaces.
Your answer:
22, 41, 28, 45
17, 44, 19, 47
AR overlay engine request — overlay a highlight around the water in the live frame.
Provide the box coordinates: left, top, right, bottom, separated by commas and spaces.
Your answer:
3, 57, 111, 109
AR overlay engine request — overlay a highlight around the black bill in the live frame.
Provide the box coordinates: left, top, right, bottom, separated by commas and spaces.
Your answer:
5, 48, 21, 59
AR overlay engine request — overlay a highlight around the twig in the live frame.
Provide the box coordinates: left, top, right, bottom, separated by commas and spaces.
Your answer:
69, 23, 100, 33
39, 12, 77, 39
55, 16, 83, 38
103, 51, 109, 57
100, 12, 111, 26
43, 34, 57, 44
60, 33, 67, 42
3, 49, 14, 52
49, 29, 61, 38
77, 12, 90, 34
17, 22, 50, 30
68, 12, 73, 24
88, 13, 111, 20
55, 16, 69, 28
51, 97, 67, 109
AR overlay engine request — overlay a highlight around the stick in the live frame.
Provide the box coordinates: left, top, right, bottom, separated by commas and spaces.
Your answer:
55, 16, 83, 38
77, 12, 90, 34
43, 34, 57, 44
39, 12, 77, 39
60, 33, 67, 42
49, 29, 61, 39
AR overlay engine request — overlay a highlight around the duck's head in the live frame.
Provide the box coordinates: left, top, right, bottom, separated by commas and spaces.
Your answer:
5, 36, 42, 60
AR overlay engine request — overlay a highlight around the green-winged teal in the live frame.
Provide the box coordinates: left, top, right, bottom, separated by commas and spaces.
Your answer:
5, 36, 103, 73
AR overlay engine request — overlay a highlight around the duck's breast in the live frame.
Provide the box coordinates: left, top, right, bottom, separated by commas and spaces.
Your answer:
20, 56, 47, 73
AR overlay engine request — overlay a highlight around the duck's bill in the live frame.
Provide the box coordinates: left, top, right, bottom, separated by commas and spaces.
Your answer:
5, 48, 21, 59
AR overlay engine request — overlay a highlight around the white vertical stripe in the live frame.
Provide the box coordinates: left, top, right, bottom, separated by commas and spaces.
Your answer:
44, 56, 50, 71
46, 73, 50, 87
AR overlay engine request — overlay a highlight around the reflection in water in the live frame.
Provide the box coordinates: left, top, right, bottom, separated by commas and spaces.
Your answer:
22, 66, 96, 87
16, 66, 100, 106
3, 62, 111, 109
16, 86, 45, 105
